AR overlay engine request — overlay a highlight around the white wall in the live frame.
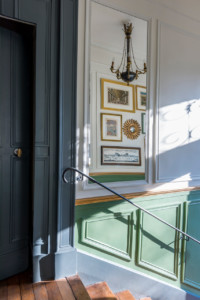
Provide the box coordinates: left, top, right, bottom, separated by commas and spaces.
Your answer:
76, 0, 200, 199
89, 2, 147, 174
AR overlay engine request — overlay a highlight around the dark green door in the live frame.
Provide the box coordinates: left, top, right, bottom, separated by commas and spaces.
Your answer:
0, 17, 35, 280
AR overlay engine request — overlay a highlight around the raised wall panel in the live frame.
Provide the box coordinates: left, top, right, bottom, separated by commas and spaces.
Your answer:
0, 0, 14, 17
10, 31, 31, 147
10, 157, 30, 242
156, 22, 200, 182
0, 26, 11, 148
0, 157, 9, 253
18, 0, 52, 146
33, 157, 49, 252
57, 0, 77, 252
137, 204, 181, 279
81, 212, 133, 260
182, 201, 200, 289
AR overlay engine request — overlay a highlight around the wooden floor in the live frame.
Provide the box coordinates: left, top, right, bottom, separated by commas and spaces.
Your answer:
0, 270, 77, 300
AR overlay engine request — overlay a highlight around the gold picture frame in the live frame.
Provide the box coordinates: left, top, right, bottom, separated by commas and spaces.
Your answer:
101, 78, 135, 113
101, 113, 122, 142
136, 85, 146, 111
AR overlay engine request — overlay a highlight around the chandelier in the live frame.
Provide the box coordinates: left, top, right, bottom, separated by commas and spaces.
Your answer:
110, 23, 147, 85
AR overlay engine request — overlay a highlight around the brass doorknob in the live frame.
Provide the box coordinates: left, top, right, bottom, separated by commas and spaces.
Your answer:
14, 148, 22, 158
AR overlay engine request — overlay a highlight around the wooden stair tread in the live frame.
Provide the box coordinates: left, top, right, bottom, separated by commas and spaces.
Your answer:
33, 282, 49, 300
45, 281, 63, 300
86, 281, 117, 299
56, 279, 76, 300
67, 274, 91, 300
115, 290, 136, 300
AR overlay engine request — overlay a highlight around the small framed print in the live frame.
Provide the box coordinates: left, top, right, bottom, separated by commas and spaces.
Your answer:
101, 146, 141, 166
141, 113, 146, 134
101, 113, 122, 141
136, 85, 146, 111
101, 78, 135, 113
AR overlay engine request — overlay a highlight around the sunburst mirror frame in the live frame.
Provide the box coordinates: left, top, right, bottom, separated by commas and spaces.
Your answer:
123, 119, 141, 139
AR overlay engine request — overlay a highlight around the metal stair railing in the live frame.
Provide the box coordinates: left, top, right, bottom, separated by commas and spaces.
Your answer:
63, 167, 200, 245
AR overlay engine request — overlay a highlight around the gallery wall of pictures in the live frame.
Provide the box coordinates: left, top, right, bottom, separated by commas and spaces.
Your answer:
88, 1, 147, 184
89, 63, 146, 183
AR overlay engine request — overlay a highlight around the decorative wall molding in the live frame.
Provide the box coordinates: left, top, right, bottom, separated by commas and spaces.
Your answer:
33, 157, 49, 253
81, 212, 133, 260
57, 0, 78, 254
79, 0, 151, 198
18, 0, 52, 146
137, 203, 181, 280
10, 157, 29, 243
155, 21, 200, 183
181, 201, 200, 289
75, 187, 200, 206
0, 0, 15, 17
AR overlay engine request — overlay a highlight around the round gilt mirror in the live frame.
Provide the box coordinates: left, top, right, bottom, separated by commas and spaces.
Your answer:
123, 119, 141, 139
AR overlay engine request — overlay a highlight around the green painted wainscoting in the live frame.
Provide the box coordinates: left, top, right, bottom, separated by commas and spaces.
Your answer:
75, 190, 200, 297
89, 174, 145, 183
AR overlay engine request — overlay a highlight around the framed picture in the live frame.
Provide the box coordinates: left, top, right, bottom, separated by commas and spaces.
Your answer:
141, 113, 146, 134
101, 113, 122, 141
136, 85, 146, 111
101, 78, 135, 113
101, 146, 141, 166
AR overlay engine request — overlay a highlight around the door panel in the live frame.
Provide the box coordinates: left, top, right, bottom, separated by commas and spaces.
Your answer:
0, 20, 34, 280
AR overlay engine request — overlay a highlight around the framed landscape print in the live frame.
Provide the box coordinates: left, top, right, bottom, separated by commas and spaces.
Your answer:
101, 113, 122, 141
101, 146, 141, 166
101, 78, 135, 113
136, 85, 146, 111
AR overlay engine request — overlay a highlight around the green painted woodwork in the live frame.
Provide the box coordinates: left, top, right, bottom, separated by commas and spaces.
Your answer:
81, 212, 133, 260
75, 190, 200, 297
137, 204, 181, 280
182, 201, 200, 289
89, 174, 145, 183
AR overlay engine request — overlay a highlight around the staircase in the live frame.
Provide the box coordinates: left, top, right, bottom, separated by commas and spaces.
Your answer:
67, 274, 151, 300
0, 271, 152, 299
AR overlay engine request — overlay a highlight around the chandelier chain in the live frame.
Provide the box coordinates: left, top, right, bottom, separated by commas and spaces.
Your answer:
131, 39, 144, 71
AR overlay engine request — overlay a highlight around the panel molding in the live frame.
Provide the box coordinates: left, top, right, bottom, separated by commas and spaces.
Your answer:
56, 0, 78, 253
155, 21, 200, 183
0, 0, 14, 17
137, 203, 181, 280
18, 0, 52, 146
181, 201, 200, 289
81, 212, 133, 261
10, 156, 30, 243
33, 157, 49, 253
